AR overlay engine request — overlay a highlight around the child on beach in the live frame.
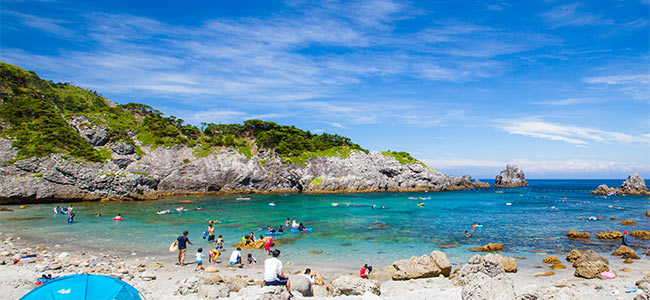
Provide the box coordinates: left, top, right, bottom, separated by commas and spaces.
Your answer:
209, 248, 220, 264
195, 248, 205, 271
265, 237, 274, 256
360, 264, 372, 279
247, 253, 257, 265
215, 235, 224, 251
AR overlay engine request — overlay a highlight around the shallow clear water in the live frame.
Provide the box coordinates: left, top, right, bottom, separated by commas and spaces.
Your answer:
1, 180, 648, 268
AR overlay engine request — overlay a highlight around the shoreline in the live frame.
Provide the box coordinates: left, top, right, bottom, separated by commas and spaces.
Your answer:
0, 186, 487, 205
2, 231, 649, 300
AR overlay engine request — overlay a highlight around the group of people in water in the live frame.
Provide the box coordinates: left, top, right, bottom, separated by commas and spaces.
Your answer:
464, 222, 483, 238
53, 206, 124, 223
53, 206, 76, 223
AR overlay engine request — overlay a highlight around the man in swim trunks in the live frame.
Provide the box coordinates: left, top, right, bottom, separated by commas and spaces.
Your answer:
207, 224, 215, 242
177, 230, 193, 266
264, 249, 292, 296
230, 247, 242, 267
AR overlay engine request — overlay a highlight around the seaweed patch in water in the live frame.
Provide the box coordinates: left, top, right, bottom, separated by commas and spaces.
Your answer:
8, 217, 44, 221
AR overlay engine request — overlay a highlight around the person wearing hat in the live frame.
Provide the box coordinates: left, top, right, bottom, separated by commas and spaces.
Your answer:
622, 231, 629, 246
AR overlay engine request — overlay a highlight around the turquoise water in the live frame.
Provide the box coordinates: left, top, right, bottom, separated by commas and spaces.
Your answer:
1, 180, 648, 268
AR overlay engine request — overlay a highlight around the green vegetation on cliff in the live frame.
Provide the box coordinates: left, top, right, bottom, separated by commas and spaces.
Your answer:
380, 150, 429, 168
0, 62, 368, 164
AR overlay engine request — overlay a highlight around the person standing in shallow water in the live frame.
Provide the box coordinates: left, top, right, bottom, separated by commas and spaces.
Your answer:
207, 224, 215, 242
177, 230, 193, 266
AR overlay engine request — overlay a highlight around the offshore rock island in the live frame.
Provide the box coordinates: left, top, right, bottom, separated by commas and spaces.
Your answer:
0, 62, 479, 204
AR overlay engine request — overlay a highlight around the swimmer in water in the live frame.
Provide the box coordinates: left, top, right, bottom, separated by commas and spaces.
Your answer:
465, 231, 471, 238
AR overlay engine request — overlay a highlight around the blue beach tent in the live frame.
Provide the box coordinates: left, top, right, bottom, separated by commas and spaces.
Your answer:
20, 273, 144, 300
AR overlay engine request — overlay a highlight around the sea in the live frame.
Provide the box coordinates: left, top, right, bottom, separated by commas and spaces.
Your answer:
1, 179, 648, 269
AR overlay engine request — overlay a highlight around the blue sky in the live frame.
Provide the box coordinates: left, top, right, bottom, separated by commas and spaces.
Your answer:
2, 0, 649, 179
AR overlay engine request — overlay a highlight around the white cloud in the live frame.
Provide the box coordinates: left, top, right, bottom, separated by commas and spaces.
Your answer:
423, 157, 649, 176
533, 98, 594, 106
4, 10, 77, 38
496, 118, 650, 145
323, 121, 346, 128
541, 3, 612, 28
2, 0, 558, 105
583, 73, 650, 100
583, 74, 649, 85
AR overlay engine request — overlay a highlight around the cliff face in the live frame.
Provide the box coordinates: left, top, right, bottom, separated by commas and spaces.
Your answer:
0, 140, 475, 204
0, 62, 481, 204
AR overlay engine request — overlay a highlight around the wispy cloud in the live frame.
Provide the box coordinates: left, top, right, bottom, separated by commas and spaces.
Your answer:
423, 157, 649, 176
2, 0, 558, 104
583, 73, 650, 100
496, 118, 650, 145
4, 10, 77, 38
541, 3, 612, 28
533, 98, 594, 106
322, 121, 346, 128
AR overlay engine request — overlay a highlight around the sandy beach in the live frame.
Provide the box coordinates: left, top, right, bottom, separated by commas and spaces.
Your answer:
2, 230, 648, 300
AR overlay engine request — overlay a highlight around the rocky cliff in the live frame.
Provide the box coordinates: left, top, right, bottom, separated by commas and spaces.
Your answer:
591, 173, 650, 195
494, 164, 528, 188
0, 139, 477, 204
0, 62, 485, 204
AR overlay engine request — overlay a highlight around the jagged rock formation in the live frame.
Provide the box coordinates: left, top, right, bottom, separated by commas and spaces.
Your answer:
0, 142, 477, 204
472, 179, 490, 188
0, 62, 480, 204
591, 173, 650, 195
494, 164, 528, 188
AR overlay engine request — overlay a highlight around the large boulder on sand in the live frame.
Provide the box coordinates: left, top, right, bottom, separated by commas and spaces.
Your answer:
258, 286, 291, 300
327, 275, 380, 296
198, 284, 230, 299
566, 249, 582, 263
612, 245, 640, 259
495, 164, 528, 188
469, 243, 504, 252
517, 286, 578, 300
369, 265, 397, 281
289, 275, 313, 297
392, 255, 443, 280
502, 257, 517, 273
542, 256, 561, 264
390, 250, 452, 280
566, 230, 590, 239
573, 250, 609, 279
455, 254, 515, 300
596, 231, 623, 240
430, 250, 452, 277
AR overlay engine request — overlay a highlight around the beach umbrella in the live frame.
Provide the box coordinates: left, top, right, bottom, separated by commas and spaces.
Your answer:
20, 273, 143, 300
